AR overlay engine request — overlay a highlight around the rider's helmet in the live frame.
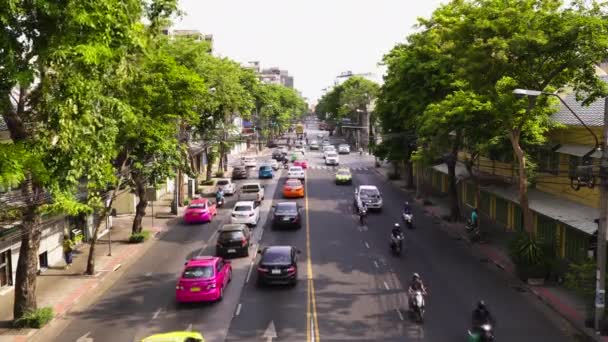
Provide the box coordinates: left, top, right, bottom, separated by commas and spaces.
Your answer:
394, 223, 400, 228
405, 201, 409, 206
477, 300, 486, 310
412, 272, 420, 280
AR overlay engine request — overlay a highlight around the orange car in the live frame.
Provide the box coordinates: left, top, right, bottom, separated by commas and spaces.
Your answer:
283, 179, 304, 198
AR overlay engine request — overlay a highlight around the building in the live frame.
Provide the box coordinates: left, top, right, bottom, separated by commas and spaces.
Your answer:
420, 76, 608, 264
244, 61, 294, 88
163, 29, 214, 52
334, 70, 382, 86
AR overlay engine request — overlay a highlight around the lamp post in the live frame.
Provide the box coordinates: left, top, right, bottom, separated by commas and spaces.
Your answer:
513, 88, 606, 333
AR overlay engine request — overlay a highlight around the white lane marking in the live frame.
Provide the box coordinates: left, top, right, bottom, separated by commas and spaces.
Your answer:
186, 323, 192, 331
144, 272, 152, 277
235, 303, 242, 316
310, 317, 315, 342
396, 309, 404, 321
246, 261, 254, 283
112, 264, 122, 272
364, 242, 370, 249
152, 308, 162, 319
76, 332, 93, 342
383, 281, 390, 290
374, 261, 379, 269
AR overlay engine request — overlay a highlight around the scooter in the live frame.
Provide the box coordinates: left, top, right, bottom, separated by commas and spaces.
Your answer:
359, 208, 367, 225
409, 290, 425, 323
466, 219, 482, 243
216, 196, 225, 208
467, 324, 495, 342
390, 232, 405, 255
403, 212, 414, 229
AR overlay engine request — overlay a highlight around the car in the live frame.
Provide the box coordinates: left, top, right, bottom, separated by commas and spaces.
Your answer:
321, 140, 330, 147
309, 140, 319, 150
230, 201, 260, 227
216, 224, 251, 257
272, 149, 287, 161
265, 159, 279, 170
242, 156, 257, 168
267, 140, 278, 148
231, 165, 248, 180
216, 178, 236, 195
183, 198, 217, 224
282, 178, 304, 198
354, 185, 383, 211
325, 152, 339, 165
317, 133, 324, 139
258, 165, 274, 179
277, 146, 289, 154
256, 246, 300, 286
175, 256, 232, 303
293, 159, 308, 169
290, 152, 305, 162
322, 145, 336, 158
335, 168, 352, 184
237, 183, 265, 202
293, 147, 305, 155
287, 166, 306, 181
338, 144, 351, 154
141, 331, 205, 342
272, 202, 302, 229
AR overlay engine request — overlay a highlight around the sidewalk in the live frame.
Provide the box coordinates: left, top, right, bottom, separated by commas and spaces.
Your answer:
0, 194, 178, 342
373, 163, 603, 342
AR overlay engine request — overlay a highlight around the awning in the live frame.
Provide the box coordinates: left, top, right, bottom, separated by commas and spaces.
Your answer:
432, 162, 470, 181
555, 144, 602, 158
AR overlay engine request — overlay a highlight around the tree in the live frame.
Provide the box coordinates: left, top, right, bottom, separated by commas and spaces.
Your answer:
432, 0, 608, 233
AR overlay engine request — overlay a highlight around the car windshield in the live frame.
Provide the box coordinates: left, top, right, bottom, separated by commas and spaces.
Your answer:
234, 205, 253, 212
242, 185, 260, 192
182, 265, 214, 279
260, 166, 271, 171
327, 153, 337, 157
188, 203, 206, 209
276, 203, 297, 214
360, 188, 380, 197
217, 180, 229, 186
337, 171, 350, 176
220, 231, 244, 240
262, 249, 291, 264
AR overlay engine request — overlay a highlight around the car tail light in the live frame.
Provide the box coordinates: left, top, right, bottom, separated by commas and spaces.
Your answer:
207, 283, 216, 290
287, 266, 296, 273
257, 266, 269, 273
241, 239, 248, 247
176, 284, 184, 290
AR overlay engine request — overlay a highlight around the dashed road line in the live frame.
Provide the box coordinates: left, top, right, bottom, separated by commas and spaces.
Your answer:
374, 261, 379, 269
396, 309, 404, 321
364, 242, 370, 249
383, 281, 390, 290
152, 308, 162, 319
235, 303, 242, 317
246, 261, 254, 283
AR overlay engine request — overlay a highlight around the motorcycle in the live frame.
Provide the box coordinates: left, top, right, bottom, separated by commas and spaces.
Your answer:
409, 290, 425, 323
215, 195, 225, 208
466, 219, 482, 243
467, 324, 495, 342
402, 212, 414, 229
390, 232, 405, 255
359, 208, 367, 225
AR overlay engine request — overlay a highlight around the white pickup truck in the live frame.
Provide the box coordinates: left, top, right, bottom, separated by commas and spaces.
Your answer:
237, 183, 265, 203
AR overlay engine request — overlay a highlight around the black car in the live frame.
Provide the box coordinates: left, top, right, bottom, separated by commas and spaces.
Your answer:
216, 224, 251, 257
256, 246, 300, 286
267, 140, 278, 148
272, 150, 286, 161
271, 202, 302, 229
232, 165, 248, 180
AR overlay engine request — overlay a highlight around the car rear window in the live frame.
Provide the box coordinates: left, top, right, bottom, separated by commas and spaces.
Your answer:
219, 231, 244, 241
242, 185, 260, 192
286, 180, 301, 187
262, 250, 292, 264
182, 266, 214, 279
327, 152, 338, 157
234, 205, 253, 212
337, 170, 350, 176
188, 203, 206, 209
217, 180, 229, 185
276, 203, 297, 214
260, 166, 272, 171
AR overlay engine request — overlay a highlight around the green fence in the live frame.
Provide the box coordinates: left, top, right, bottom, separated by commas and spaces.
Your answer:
495, 196, 509, 226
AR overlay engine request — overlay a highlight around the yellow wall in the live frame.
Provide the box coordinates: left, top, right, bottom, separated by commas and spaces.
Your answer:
549, 126, 603, 146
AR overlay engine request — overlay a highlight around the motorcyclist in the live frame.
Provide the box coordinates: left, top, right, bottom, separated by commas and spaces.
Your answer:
391, 223, 403, 238
215, 188, 224, 205
408, 273, 427, 309
403, 201, 412, 215
472, 300, 495, 328
358, 203, 367, 224
470, 208, 479, 228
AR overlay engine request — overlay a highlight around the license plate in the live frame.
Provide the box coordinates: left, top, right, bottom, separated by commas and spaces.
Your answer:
190, 287, 201, 292
282, 217, 290, 221
228, 249, 236, 253
271, 269, 281, 275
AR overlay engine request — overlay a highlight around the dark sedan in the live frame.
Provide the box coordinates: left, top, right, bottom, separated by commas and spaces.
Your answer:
232, 165, 248, 180
216, 224, 251, 258
272, 150, 287, 161
256, 246, 300, 286
271, 202, 302, 229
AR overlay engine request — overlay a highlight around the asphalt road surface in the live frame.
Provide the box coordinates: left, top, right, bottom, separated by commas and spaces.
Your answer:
49, 118, 584, 342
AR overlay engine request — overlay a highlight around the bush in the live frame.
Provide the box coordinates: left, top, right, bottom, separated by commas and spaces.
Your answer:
183, 198, 190, 206
508, 232, 553, 280
215, 171, 224, 178
13, 307, 53, 328
128, 230, 151, 244
200, 180, 214, 186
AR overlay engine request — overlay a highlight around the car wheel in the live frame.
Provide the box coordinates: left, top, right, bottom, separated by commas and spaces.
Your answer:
218, 287, 224, 302
243, 247, 249, 257
228, 269, 232, 283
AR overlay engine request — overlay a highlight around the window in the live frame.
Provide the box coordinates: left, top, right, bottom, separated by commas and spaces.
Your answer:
537, 150, 559, 175
182, 266, 214, 279
38, 251, 48, 269
216, 260, 224, 273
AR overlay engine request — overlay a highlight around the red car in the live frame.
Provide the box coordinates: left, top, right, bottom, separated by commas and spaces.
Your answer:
183, 198, 217, 224
176, 256, 232, 303
293, 159, 308, 169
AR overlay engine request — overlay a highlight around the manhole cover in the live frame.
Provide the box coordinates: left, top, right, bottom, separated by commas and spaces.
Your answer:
511, 286, 527, 293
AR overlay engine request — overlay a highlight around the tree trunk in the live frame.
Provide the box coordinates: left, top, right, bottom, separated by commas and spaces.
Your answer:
86, 179, 121, 275
465, 152, 482, 226
509, 130, 535, 234
13, 176, 42, 320
405, 160, 414, 189
131, 176, 148, 234
446, 135, 461, 222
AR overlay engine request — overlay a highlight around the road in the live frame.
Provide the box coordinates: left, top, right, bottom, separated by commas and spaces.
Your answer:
50, 118, 583, 342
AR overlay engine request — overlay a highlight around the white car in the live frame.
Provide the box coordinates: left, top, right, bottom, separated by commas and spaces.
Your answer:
287, 166, 306, 181
264, 159, 279, 170
230, 201, 260, 227
325, 152, 339, 165
242, 156, 257, 168
338, 144, 350, 154
322, 145, 335, 158
354, 185, 383, 211
293, 147, 306, 155
238, 183, 265, 202
216, 178, 236, 195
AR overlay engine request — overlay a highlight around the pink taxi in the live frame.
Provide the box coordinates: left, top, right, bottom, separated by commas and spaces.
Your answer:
176, 256, 232, 303
293, 159, 308, 169
183, 198, 217, 224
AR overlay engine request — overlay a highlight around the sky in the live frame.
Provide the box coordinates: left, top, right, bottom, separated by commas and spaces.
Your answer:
174, 0, 444, 103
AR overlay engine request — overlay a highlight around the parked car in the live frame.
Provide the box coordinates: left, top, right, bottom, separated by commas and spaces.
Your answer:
230, 201, 260, 227
293, 159, 308, 169
256, 246, 300, 286
216, 178, 236, 195
354, 185, 383, 211
183, 198, 217, 224
242, 156, 257, 168
272, 202, 302, 229
335, 168, 352, 184
175, 256, 232, 303
282, 179, 304, 198
237, 183, 265, 202
258, 165, 274, 179
287, 166, 306, 181
232, 165, 248, 180
216, 224, 251, 257
338, 144, 350, 154
325, 152, 339, 165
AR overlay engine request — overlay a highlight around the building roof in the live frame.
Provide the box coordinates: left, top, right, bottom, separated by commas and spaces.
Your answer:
551, 75, 608, 127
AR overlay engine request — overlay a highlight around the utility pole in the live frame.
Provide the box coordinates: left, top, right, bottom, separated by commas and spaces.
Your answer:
595, 97, 608, 333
